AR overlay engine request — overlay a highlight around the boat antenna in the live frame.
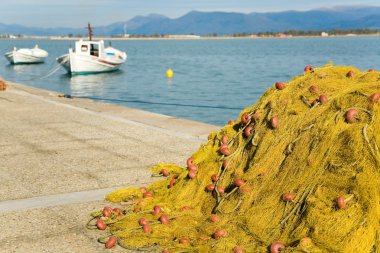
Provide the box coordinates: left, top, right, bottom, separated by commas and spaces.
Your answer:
87, 23, 93, 41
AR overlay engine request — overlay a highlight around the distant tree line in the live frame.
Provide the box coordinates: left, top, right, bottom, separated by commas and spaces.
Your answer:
116, 34, 166, 38
120, 28, 379, 38
2, 28, 378, 39
0, 34, 22, 38
252, 28, 379, 37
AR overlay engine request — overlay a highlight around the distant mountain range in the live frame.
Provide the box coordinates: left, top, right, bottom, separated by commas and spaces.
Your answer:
1, 6, 380, 36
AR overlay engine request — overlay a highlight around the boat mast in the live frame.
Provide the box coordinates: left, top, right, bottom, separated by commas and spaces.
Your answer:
87, 23, 93, 41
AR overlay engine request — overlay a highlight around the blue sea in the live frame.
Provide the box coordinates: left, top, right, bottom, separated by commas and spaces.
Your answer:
1, 37, 379, 126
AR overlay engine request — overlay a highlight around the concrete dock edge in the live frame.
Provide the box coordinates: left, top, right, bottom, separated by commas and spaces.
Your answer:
0, 81, 221, 252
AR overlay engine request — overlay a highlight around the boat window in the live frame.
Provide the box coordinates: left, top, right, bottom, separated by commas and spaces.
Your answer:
81, 45, 88, 52
90, 44, 99, 57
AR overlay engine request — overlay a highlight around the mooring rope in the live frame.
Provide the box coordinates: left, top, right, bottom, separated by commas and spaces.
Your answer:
39, 57, 68, 80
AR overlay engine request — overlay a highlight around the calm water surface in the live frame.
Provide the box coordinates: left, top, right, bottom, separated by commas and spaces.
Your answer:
1, 37, 379, 126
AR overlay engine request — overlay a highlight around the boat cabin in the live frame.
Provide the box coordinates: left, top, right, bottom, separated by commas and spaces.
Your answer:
74, 40, 105, 57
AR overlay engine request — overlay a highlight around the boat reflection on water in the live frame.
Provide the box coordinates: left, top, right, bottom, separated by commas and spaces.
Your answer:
6, 63, 49, 82
60, 70, 124, 97
7, 63, 38, 75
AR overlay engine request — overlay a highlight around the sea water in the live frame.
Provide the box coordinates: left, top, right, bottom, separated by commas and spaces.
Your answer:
0, 37, 379, 126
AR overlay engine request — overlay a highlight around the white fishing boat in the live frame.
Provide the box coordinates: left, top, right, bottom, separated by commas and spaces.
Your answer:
57, 24, 127, 75
4, 45, 48, 64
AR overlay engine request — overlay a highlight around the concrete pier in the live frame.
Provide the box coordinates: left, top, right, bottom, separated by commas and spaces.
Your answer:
0, 82, 220, 252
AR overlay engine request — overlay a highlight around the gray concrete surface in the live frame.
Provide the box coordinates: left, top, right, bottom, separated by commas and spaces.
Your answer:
0, 82, 220, 252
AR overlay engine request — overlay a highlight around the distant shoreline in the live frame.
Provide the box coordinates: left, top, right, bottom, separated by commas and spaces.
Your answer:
1, 33, 380, 41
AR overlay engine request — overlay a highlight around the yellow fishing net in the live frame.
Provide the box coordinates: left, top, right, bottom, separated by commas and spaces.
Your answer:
88, 64, 380, 252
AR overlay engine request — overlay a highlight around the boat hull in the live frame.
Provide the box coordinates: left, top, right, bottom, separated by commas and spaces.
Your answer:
57, 53, 124, 74
56, 54, 71, 72
70, 53, 123, 74
57, 42, 127, 75
4, 48, 48, 64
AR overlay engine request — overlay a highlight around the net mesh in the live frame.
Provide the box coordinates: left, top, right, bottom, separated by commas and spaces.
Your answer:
90, 64, 380, 252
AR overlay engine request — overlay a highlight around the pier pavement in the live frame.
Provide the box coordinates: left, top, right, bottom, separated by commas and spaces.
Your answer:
0, 82, 220, 252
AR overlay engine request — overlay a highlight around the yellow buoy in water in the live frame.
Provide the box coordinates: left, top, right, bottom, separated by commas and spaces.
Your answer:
166, 69, 174, 78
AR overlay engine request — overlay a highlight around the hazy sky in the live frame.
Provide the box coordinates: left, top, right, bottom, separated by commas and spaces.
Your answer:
3, 0, 380, 27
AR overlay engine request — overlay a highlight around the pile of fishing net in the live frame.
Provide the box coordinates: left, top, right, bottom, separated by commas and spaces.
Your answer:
0, 79, 6, 91
88, 64, 380, 252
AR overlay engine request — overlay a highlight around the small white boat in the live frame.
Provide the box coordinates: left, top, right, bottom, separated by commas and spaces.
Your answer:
4, 45, 48, 64
57, 24, 127, 75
